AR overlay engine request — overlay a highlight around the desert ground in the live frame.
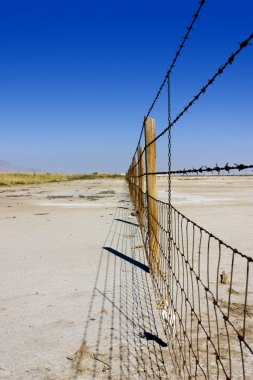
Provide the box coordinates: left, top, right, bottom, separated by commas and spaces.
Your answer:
0, 176, 252, 379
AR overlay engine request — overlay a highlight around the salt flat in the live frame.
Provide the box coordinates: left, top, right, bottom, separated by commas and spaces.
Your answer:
158, 175, 253, 256
0, 179, 172, 379
0, 176, 252, 379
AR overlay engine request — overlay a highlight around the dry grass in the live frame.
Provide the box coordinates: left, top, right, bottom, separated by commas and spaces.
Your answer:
0, 172, 124, 186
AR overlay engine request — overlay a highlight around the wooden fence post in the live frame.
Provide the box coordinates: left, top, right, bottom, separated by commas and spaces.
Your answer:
133, 157, 137, 208
144, 117, 159, 274
138, 145, 145, 229
130, 160, 134, 201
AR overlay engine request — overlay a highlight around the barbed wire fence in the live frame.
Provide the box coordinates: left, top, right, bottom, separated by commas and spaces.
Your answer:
126, 1, 253, 378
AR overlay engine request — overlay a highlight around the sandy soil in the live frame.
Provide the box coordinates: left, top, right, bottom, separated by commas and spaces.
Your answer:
0, 176, 252, 379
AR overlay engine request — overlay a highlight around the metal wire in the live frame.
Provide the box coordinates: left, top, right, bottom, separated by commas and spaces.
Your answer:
130, 0, 207, 166
131, 33, 253, 172
128, 182, 253, 379
126, 10, 253, 378
144, 34, 253, 151
136, 163, 253, 177
146, 0, 207, 119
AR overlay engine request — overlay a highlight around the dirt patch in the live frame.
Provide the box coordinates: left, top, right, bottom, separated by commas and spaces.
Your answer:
71, 341, 110, 375
98, 190, 116, 195
47, 195, 74, 199
6, 194, 27, 198
78, 195, 100, 201
219, 299, 253, 318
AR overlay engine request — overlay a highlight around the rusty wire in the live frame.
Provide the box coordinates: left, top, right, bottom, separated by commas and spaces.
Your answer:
126, 4, 253, 376
130, 0, 207, 165
127, 182, 253, 379
146, 0, 207, 119
144, 33, 253, 151
131, 33, 253, 173
136, 163, 253, 177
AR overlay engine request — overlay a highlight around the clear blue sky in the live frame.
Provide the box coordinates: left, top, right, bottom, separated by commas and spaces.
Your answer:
0, 0, 252, 173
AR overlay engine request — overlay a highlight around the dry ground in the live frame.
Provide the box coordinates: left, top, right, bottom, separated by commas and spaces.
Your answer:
0, 176, 252, 379
0, 179, 172, 379
158, 175, 253, 257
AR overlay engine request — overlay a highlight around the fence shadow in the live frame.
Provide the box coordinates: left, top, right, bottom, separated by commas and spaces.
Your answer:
103, 246, 150, 273
72, 190, 174, 379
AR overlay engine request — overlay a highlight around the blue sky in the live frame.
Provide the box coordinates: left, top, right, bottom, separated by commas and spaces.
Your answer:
0, 0, 252, 173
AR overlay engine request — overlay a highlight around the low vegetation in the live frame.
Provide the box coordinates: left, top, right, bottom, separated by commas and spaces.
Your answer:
0, 172, 124, 186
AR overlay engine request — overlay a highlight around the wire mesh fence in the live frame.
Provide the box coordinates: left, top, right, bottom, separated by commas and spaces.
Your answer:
126, 5, 252, 375
127, 182, 253, 379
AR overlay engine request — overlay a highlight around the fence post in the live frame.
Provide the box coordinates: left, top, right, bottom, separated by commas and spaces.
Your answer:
138, 145, 145, 229
132, 160, 135, 194
132, 157, 137, 208
144, 117, 159, 274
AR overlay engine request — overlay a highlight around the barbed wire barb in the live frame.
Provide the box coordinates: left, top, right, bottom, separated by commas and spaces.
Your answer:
130, 0, 207, 164
129, 33, 253, 171
139, 163, 253, 177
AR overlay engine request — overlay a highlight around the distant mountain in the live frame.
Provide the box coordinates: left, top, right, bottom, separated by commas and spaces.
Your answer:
0, 160, 37, 173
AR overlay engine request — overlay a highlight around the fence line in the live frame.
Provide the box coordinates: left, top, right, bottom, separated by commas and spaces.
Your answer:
126, 5, 253, 378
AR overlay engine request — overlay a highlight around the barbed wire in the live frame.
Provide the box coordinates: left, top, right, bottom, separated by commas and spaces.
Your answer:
145, 33, 253, 150
130, 0, 207, 164
130, 33, 253, 173
134, 163, 253, 177
144, 33, 253, 150
126, 5, 253, 377
146, 0, 207, 118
